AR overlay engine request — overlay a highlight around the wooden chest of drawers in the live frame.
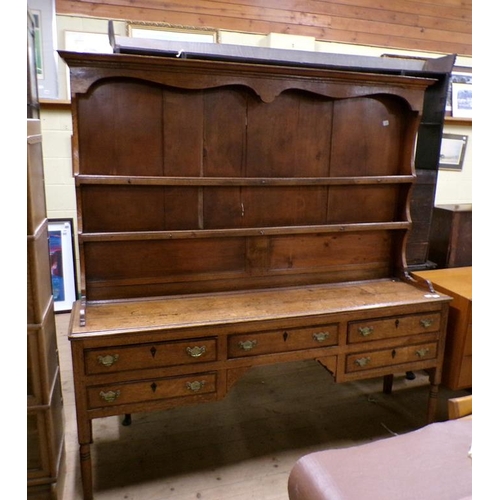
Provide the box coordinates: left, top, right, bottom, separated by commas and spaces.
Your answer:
413, 267, 472, 390
69, 281, 450, 465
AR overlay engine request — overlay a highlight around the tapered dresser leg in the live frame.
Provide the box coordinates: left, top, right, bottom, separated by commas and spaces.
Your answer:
80, 443, 94, 500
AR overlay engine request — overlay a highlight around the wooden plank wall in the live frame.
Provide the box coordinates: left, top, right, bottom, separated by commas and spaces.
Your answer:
55, 0, 471, 56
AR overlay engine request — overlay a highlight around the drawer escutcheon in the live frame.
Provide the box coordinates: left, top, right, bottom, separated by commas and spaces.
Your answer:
97, 354, 119, 367
186, 345, 207, 358
99, 390, 120, 403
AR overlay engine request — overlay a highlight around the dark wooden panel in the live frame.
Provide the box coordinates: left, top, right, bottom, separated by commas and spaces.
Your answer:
80, 185, 200, 232
203, 88, 248, 177
406, 169, 438, 268
163, 89, 204, 176
246, 90, 333, 178
330, 97, 409, 177
327, 185, 401, 224
428, 205, 472, 268
269, 231, 394, 272
78, 80, 164, 175
83, 229, 401, 299
204, 186, 327, 228
84, 238, 248, 282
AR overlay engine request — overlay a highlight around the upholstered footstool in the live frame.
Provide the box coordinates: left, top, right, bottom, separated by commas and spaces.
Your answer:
288, 418, 472, 500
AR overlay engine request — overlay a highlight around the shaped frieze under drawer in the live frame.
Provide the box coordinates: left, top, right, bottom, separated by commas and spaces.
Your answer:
84, 338, 217, 375
345, 342, 438, 373
87, 372, 217, 409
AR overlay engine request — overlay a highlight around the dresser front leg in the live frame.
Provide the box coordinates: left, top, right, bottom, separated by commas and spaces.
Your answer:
80, 443, 94, 500
426, 367, 440, 423
427, 383, 439, 423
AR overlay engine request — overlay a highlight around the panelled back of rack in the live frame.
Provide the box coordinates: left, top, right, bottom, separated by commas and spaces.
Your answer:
67, 52, 433, 301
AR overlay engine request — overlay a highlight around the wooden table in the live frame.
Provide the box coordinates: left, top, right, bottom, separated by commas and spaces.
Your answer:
412, 267, 472, 390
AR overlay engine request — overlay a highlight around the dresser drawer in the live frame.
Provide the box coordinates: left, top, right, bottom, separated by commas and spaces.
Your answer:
228, 324, 338, 358
345, 342, 437, 373
348, 312, 441, 344
85, 338, 217, 375
87, 372, 217, 409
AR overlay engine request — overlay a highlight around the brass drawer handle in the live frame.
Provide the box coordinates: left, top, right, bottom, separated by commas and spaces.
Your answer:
99, 390, 120, 403
313, 331, 330, 342
97, 354, 119, 367
186, 346, 207, 358
238, 340, 257, 351
415, 348, 430, 358
420, 319, 434, 328
186, 380, 206, 392
358, 326, 374, 337
354, 356, 371, 367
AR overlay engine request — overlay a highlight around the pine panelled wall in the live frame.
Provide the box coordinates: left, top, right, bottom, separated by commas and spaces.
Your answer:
56, 0, 471, 56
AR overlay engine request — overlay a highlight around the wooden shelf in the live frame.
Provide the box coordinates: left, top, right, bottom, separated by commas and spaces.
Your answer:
444, 116, 472, 126
39, 99, 71, 110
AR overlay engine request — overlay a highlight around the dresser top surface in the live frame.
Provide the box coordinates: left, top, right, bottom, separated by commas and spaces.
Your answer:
69, 279, 450, 338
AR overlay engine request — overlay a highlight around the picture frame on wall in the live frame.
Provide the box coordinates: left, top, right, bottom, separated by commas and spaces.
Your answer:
48, 219, 78, 313
439, 133, 468, 171
452, 82, 472, 118
28, 0, 59, 99
127, 21, 218, 43
445, 69, 472, 115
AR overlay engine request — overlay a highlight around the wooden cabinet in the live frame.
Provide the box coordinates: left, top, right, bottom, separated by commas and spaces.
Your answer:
412, 267, 472, 390
60, 37, 454, 500
27, 119, 65, 499
429, 204, 472, 268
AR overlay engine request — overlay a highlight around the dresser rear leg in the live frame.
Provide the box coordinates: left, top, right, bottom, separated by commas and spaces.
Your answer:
80, 443, 94, 500
383, 374, 394, 394
122, 413, 132, 426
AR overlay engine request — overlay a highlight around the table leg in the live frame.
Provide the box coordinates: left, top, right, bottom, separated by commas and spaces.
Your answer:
80, 443, 94, 500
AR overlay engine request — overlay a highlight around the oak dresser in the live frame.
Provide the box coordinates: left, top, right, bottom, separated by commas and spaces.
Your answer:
60, 33, 455, 499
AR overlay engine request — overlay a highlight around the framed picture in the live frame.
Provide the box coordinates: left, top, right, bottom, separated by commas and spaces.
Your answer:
445, 69, 472, 114
452, 83, 473, 118
31, 10, 44, 78
65, 30, 113, 54
439, 134, 468, 170
48, 219, 78, 313
28, 0, 59, 99
127, 21, 218, 43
